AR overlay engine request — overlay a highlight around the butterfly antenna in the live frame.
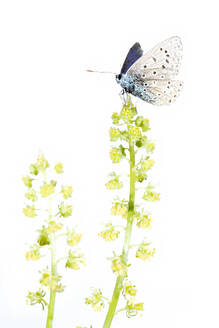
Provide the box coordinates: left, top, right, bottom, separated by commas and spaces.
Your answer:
86, 69, 116, 74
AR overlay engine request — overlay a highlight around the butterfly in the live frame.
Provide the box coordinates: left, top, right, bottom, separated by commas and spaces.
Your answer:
115, 36, 183, 105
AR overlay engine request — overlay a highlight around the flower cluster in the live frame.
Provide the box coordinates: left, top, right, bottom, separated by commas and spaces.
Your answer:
25, 244, 41, 261
134, 211, 152, 229
65, 250, 85, 270
136, 241, 155, 261
26, 289, 48, 310
105, 172, 123, 190
111, 199, 128, 219
111, 255, 129, 276
98, 223, 120, 242
143, 184, 160, 202
40, 269, 64, 292
85, 288, 106, 312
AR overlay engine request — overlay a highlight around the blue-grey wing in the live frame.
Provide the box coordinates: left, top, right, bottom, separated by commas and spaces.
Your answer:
120, 42, 143, 74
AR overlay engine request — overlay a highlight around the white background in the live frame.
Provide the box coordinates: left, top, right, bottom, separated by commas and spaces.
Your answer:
0, 0, 218, 327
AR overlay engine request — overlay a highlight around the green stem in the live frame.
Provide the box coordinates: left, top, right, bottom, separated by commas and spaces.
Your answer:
102, 135, 135, 328
46, 198, 57, 328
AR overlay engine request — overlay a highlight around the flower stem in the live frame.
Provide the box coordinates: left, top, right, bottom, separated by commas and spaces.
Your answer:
46, 198, 57, 328
102, 135, 135, 328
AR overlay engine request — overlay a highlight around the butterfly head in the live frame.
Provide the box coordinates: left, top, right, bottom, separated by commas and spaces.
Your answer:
115, 73, 122, 83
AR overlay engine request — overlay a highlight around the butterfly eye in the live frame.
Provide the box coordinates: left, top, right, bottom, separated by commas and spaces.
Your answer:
116, 74, 122, 80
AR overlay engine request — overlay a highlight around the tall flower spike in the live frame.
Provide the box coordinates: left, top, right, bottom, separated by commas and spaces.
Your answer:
84, 97, 159, 328
23, 154, 84, 328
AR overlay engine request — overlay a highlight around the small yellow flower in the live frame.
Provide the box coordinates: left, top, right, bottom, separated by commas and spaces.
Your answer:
145, 141, 155, 153
128, 126, 141, 140
65, 250, 85, 270
46, 220, 63, 234
98, 224, 120, 241
40, 270, 64, 292
25, 189, 37, 202
85, 288, 105, 312
126, 299, 144, 317
25, 244, 41, 261
59, 203, 72, 217
26, 289, 48, 310
36, 154, 49, 171
22, 176, 33, 188
54, 162, 63, 173
120, 99, 137, 122
37, 226, 50, 246
141, 118, 150, 132
109, 127, 120, 141
141, 159, 155, 171
109, 147, 123, 163
23, 205, 37, 218
111, 112, 120, 125
136, 242, 155, 261
136, 214, 152, 229
111, 256, 128, 276
40, 184, 55, 198
29, 164, 39, 176
105, 173, 123, 190
123, 280, 137, 297
61, 185, 73, 199
143, 185, 160, 202
66, 230, 82, 246
111, 200, 128, 219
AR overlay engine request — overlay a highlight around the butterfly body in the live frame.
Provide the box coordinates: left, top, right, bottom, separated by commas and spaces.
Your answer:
116, 36, 183, 105
116, 73, 155, 103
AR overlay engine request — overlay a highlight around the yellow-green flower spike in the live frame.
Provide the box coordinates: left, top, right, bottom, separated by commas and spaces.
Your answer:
23, 154, 82, 326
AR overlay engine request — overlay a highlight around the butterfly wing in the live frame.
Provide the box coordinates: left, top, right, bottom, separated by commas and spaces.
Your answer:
130, 79, 183, 105
127, 36, 182, 79
120, 42, 143, 74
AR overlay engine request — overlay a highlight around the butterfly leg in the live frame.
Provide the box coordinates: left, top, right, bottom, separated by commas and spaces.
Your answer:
119, 89, 128, 104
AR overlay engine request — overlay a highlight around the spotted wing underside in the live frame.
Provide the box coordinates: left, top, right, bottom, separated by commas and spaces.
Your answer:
134, 79, 183, 105
120, 42, 143, 74
127, 36, 182, 79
